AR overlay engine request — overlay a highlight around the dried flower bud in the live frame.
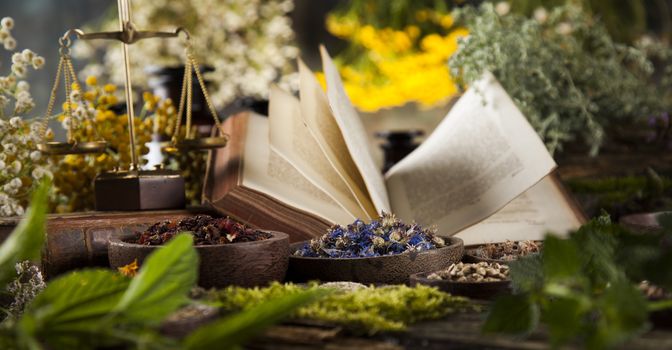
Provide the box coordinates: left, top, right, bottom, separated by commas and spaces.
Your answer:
1, 17, 14, 30
3, 37, 16, 51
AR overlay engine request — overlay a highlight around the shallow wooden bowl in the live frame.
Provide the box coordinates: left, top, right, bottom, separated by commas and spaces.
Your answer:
287, 237, 463, 285
108, 227, 289, 289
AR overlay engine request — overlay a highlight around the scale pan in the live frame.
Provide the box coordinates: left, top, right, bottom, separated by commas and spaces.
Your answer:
37, 141, 108, 155
163, 136, 228, 153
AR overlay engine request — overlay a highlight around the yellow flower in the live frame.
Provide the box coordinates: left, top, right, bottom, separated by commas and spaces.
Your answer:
103, 84, 117, 93
440, 15, 454, 29
118, 259, 139, 277
85, 76, 98, 86
71, 82, 81, 91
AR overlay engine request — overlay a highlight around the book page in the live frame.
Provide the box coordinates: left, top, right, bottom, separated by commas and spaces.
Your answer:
319, 46, 392, 214
298, 60, 378, 219
241, 113, 353, 225
455, 176, 582, 245
268, 85, 367, 221
385, 71, 556, 237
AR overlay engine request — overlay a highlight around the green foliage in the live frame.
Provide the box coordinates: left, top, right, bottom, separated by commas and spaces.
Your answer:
209, 282, 473, 334
565, 171, 672, 219
12, 234, 198, 349
0, 180, 49, 287
184, 289, 328, 350
484, 216, 672, 348
113, 234, 198, 324
449, 3, 669, 155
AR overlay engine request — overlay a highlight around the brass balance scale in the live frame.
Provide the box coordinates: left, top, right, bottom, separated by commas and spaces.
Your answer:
36, 0, 228, 211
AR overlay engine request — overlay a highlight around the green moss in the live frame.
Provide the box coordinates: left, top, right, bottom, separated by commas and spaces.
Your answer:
208, 282, 473, 335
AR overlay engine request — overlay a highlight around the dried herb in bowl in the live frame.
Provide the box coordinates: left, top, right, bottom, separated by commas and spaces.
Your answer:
293, 212, 445, 258
428, 262, 509, 282
470, 240, 542, 261
130, 215, 271, 246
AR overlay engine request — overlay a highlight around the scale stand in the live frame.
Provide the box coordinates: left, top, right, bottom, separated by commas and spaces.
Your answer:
65, 0, 186, 210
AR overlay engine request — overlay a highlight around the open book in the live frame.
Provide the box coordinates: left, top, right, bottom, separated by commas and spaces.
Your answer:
203, 47, 584, 244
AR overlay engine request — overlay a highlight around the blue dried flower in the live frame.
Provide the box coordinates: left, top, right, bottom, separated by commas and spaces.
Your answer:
293, 212, 446, 258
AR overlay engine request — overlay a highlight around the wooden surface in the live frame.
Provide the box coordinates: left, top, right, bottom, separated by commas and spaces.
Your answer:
247, 307, 672, 350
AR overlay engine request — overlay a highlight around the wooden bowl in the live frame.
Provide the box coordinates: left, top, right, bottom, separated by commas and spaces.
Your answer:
286, 237, 463, 285
462, 241, 543, 264
108, 228, 289, 289
409, 271, 511, 300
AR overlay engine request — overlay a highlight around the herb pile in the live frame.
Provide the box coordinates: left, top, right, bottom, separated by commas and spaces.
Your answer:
469, 240, 542, 261
208, 282, 473, 334
449, 3, 671, 155
131, 215, 271, 246
484, 215, 672, 348
0, 182, 322, 349
293, 212, 445, 258
428, 262, 509, 282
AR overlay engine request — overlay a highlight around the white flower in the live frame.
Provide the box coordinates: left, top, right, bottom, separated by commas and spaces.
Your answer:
11, 52, 23, 65
32, 167, 52, 180
31, 56, 44, 69
11, 64, 25, 77
0, 160, 5, 171
21, 49, 34, 62
495, 2, 511, 16
533, 7, 548, 23
29, 151, 41, 161
556, 22, 573, 36
1, 17, 14, 30
3, 37, 16, 51
0, 28, 8, 41
0, 205, 12, 216
9, 116, 22, 128
3, 143, 17, 155
0, 95, 8, 109
16, 80, 29, 91
10, 160, 21, 174
70, 89, 81, 101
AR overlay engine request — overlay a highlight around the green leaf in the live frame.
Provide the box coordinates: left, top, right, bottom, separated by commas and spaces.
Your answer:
183, 289, 327, 350
482, 294, 539, 335
588, 280, 649, 349
113, 233, 198, 323
543, 235, 580, 280
508, 254, 543, 293
20, 269, 130, 348
542, 296, 586, 346
0, 180, 49, 286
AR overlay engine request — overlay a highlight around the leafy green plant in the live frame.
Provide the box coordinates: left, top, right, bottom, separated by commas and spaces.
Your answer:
449, 3, 670, 155
0, 184, 324, 349
484, 216, 672, 349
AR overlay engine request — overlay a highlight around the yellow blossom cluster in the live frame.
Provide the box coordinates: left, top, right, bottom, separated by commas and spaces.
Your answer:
50, 77, 158, 213
323, 12, 468, 112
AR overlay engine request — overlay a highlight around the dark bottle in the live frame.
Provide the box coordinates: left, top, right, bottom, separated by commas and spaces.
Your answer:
375, 130, 424, 173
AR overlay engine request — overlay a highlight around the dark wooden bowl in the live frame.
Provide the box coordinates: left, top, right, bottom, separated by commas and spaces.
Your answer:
409, 271, 511, 300
108, 228, 289, 289
287, 237, 463, 285
462, 241, 543, 264
619, 212, 667, 233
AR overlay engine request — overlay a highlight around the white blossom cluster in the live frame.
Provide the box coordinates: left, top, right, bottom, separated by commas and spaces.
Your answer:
6, 261, 46, 316
73, 0, 299, 109
61, 86, 95, 133
0, 17, 52, 217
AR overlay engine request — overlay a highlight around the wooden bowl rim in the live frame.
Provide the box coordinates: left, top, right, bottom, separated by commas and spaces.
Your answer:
109, 230, 289, 250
